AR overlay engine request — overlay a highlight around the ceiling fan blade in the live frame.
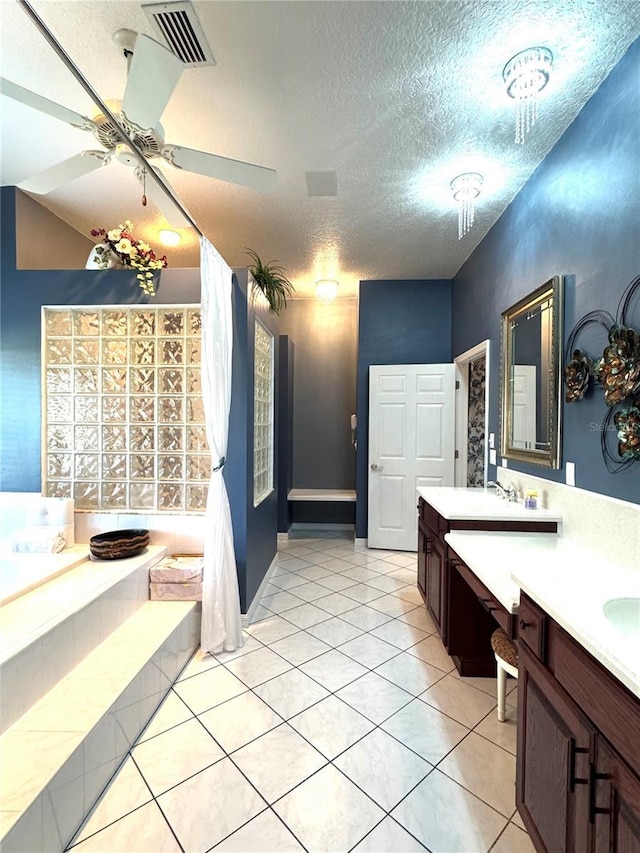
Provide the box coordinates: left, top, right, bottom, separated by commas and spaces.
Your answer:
0, 77, 91, 129
19, 151, 111, 194
164, 145, 277, 191
121, 34, 183, 130
134, 166, 191, 228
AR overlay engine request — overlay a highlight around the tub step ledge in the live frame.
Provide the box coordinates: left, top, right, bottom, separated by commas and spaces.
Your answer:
0, 599, 201, 853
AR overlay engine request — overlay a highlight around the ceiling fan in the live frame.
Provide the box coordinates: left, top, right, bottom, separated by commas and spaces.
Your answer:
0, 29, 277, 227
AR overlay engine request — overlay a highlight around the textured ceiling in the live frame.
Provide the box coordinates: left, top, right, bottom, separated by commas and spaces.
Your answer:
1, 0, 639, 297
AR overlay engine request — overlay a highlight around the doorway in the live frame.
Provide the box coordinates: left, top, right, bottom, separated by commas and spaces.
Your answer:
454, 340, 490, 487
367, 364, 456, 551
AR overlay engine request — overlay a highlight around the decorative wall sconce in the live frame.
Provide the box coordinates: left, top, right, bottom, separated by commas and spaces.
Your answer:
316, 279, 339, 303
503, 46, 553, 144
564, 274, 640, 471
450, 172, 483, 239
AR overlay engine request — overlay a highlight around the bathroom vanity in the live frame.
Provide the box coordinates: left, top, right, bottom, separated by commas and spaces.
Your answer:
432, 528, 640, 853
416, 487, 560, 675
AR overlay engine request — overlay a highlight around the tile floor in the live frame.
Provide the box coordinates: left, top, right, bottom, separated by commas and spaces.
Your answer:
67, 534, 534, 853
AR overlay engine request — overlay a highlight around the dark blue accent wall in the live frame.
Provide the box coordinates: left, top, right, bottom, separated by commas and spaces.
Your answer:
452, 38, 640, 504
242, 274, 279, 609
355, 279, 452, 538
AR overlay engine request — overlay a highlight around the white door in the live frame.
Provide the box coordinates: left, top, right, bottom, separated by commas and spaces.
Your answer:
368, 364, 455, 551
512, 365, 537, 450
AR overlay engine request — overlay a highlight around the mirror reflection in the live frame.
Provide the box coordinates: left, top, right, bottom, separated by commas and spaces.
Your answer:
501, 276, 563, 469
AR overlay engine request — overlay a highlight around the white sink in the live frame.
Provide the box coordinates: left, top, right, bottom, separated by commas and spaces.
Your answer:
603, 598, 640, 636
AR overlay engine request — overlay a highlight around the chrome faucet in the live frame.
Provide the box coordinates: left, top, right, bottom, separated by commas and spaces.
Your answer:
487, 480, 507, 498
487, 480, 518, 503
506, 484, 518, 502
487, 480, 518, 502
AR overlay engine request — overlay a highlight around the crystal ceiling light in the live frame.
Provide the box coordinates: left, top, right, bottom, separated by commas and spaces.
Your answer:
450, 173, 483, 239
503, 47, 553, 144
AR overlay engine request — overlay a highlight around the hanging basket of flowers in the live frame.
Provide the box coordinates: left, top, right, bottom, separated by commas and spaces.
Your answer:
86, 221, 168, 295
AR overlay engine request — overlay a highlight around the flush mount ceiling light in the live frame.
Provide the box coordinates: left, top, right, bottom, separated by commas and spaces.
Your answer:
503, 46, 553, 144
450, 172, 483, 239
159, 229, 181, 246
316, 279, 339, 303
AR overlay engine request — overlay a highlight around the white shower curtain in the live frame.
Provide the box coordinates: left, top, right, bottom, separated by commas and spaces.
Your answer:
200, 236, 243, 653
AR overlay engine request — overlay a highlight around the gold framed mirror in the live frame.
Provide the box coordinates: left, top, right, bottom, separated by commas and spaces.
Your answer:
501, 276, 564, 468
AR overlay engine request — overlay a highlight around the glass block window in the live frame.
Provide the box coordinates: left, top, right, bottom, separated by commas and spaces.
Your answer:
43, 306, 209, 512
254, 319, 274, 506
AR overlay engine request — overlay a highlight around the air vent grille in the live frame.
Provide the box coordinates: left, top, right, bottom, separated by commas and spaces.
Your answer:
305, 171, 338, 197
142, 1, 216, 67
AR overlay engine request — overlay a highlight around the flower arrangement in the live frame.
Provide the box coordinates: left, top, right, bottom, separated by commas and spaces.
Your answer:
89, 221, 168, 295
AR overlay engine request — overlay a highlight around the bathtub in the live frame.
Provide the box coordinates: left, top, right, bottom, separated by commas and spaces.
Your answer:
0, 546, 89, 606
0, 493, 82, 605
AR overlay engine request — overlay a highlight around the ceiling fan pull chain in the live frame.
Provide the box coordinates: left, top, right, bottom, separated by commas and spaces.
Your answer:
141, 167, 147, 207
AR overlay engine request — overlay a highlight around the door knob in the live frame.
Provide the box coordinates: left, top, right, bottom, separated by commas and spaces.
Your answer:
370, 463, 383, 471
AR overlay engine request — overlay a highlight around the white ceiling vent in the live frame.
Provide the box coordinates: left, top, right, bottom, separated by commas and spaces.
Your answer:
142, 1, 216, 67
305, 171, 338, 197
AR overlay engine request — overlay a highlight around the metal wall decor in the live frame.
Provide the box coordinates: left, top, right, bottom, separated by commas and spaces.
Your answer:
563, 274, 640, 472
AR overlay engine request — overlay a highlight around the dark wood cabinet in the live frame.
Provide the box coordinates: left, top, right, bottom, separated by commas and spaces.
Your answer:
416, 496, 556, 676
517, 593, 640, 853
518, 641, 593, 852
593, 739, 640, 853
426, 525, 446, 641
417, 520, 427, 600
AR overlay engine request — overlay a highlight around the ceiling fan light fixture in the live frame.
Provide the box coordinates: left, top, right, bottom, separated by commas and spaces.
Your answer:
503, 46, 553, 144
159, 228, 181, 246
450, 172, 483, 239
316, 279, 339, 303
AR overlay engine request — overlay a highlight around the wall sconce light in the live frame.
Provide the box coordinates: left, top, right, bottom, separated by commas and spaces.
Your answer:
450, 172, 483, 239
158, 229, 181, 247
316, 279, 339, 303
503, 46, 553, 144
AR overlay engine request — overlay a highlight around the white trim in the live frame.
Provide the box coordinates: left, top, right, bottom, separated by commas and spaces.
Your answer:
354, 537, 368, 550
454, 339, 490, 487
241, 552, 279, 626
287, 488, 356, 502
277, 531, 290, 541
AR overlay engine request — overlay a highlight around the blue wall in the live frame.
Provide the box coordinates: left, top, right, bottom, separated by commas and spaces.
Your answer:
355, 279, 452, 538
453, 38, 640, 504
236, 271, 279, 609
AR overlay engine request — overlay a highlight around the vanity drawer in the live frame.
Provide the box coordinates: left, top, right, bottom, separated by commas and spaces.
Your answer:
517, 594, 548, 663
451, 553, 512, 636
423, 503, 448, 536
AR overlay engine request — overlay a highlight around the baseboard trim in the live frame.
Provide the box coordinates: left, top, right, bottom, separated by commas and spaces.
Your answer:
290, 522, 354, 531
277, 531, 290, 542
354, 537, 368, 550
241, 552, 278, 627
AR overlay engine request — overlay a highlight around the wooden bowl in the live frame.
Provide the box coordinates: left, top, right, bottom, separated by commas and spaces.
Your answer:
89, 529, 149, 560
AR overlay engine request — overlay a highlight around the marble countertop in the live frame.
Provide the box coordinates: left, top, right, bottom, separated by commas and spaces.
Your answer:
443, 530, 640, 700
417, 486, 563, 523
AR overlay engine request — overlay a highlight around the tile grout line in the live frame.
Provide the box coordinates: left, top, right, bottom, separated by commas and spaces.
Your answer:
70, 541, 520, 852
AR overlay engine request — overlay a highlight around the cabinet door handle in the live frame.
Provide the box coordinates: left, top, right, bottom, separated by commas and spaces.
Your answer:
519, 619, 531, 630
425, 541, 432, 554
479, 597, 498, 613
566, 738, 589, 793
588, 762, 611, 824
